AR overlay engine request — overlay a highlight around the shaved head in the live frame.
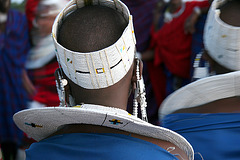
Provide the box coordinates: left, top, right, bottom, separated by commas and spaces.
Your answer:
219, 0, 240, 27
57, 5, 128, 52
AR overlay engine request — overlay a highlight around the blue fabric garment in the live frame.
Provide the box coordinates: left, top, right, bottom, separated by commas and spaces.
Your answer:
0, 9, 30, 144
164, 66, 190, 96
26, 133, 178, 160
162, 113, 240, 160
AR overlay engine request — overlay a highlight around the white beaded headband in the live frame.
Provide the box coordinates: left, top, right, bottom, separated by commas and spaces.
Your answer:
204, 0, 240, 71
52, 0, 136, 89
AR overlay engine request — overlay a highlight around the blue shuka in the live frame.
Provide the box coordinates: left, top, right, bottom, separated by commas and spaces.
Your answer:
162, 113, 240, 160
26, 133, 178, 160
0, 9, 30, 144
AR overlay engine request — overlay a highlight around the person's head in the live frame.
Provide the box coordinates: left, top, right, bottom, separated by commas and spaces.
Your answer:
0, 0, 10, 23
52, 0, 138, 110
58, 5, 127, 53
203, 0, 240, 75
33, 0, 68, 36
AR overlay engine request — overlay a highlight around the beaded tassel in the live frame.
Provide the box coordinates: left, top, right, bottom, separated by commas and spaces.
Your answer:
133, 93, 138, 117
139, 78, 148, 122
133, 59, 148, 122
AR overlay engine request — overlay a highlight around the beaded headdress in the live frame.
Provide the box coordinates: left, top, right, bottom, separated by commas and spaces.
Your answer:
204, 0, 240, 71
52, 0, 136, 89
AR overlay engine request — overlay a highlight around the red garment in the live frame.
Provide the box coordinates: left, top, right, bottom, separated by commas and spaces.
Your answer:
148, 1, 209, 107
29, 61, 60, 106
152, 1, 209, 79
146, 62, 166, 107
25, 0, 40, 31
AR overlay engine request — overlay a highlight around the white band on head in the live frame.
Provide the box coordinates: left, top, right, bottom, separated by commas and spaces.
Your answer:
52, 0, 136, 89
204, 0, 240, 71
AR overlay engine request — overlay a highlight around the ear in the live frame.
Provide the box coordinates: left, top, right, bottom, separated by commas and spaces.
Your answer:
55, 68, 68, 88
54, 68, 61, 86
54, 68, 70, 105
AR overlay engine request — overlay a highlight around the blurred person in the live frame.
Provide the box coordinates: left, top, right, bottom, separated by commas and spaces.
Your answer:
193, 0, 239, 79
25, 0, 39, 32
121, 0, 162, 125
190, 0, 214, 81
121, 0, 158, 52
159, 0, 240, 159
189, 12, 209, 81
142, 0, 209, 98
14, 0, 194, 159
24, 0, 69, 109
0, 0, 30, 159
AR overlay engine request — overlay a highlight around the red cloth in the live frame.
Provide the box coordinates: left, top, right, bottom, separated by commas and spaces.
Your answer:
25, 0, 40, 31
146, 62, 166, 106
148, 1, 209, 107
29, 61, 60, 106
151, 0, 209, 79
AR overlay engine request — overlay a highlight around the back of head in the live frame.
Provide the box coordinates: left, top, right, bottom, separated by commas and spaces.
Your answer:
203, 0, 240, 71
58, 5, 127, 52
55, 4, 132, 108
52, 0, 136, 90
219, 0, 240, 27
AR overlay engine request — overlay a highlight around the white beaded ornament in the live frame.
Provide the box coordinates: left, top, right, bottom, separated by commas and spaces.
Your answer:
204, 0, 240, 71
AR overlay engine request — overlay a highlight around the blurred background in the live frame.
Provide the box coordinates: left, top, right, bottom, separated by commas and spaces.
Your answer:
11, 0, 25, 12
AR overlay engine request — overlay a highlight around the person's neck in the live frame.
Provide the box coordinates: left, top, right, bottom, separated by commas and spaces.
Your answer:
70, 73, 131, 111
74, 90, 129, 111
